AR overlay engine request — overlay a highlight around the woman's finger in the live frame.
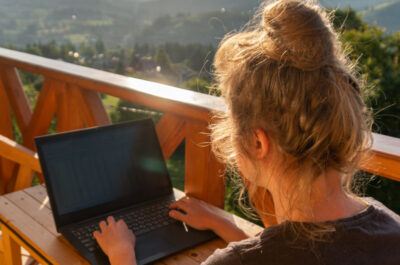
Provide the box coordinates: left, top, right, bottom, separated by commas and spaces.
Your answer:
107, 216, 115, 226
129, 231, 136, 244
117, 219, 128, 229
93, 230, 101, 239
169, 200, 189, 211
169, 200, 182, 209
169, 209, 189, 223
99, 220, 107, 232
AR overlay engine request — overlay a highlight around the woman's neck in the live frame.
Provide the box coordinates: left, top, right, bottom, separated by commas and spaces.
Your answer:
264, 168, 368, 225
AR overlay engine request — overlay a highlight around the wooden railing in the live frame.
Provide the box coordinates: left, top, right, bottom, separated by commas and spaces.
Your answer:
0, 47, 399, 222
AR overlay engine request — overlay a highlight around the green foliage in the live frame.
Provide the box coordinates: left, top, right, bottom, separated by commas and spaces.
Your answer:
331, 8, 364, 31
341, 24, 400, 137
327, 9, 400, 214
155, 48, 172, 73
365, 175, 400, 214
109, 100, 162, 125
182, 78, 211, 94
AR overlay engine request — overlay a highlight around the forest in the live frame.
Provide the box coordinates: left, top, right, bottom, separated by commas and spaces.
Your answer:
4, 7, 400, 221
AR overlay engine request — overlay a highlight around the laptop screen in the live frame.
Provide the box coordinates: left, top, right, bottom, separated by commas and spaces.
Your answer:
35, 119, 173, 228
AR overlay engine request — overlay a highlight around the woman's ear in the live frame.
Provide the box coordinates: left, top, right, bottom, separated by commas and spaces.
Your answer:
254, 129, 269, 159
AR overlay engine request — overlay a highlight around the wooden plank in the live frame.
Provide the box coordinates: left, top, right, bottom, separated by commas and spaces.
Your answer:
360, 154, 400, 182
2, 227, 22, 265
12, 166, 34, 192
371, 132, 400, 161
0, 66, 32, 134
0, 76, 17, 194
359, 133, 400, 181
55, 83, 85, 132
5, 190, 58, 237
0, 196, 88, 265
23, 186, 260, 265
72, 86, 111, 127
0, 135, 41, 173
184, 121, 225, 207
24, 78, 56, 150
0, 48, 399, 183
0, 76, 14, 140
23, 185, 50, 210
156, 113, 186, 161
0, 48, 224, 122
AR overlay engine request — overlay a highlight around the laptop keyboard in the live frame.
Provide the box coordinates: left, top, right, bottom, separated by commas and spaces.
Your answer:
71, 197, 177, 252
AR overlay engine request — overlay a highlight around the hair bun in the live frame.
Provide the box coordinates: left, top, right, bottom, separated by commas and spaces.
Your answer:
261, 0, 335, 71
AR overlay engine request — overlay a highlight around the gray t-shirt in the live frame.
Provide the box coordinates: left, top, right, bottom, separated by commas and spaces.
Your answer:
202, 198, 400, 265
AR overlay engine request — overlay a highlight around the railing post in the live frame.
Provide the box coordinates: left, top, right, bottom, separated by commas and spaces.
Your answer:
184, 120, 225, 208
24, 78, 57, 150
0, 71, 18, 194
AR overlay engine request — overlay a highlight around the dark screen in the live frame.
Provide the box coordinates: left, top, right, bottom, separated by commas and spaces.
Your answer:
39, 120, 172, 216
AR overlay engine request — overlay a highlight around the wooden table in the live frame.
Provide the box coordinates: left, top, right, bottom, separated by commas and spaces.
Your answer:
0, 184, 263, 265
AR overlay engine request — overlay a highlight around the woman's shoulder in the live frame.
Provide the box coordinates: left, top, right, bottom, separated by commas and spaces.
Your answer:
201, 226, 285, 265
202, 198, 400, 265
333, 197, 400, 230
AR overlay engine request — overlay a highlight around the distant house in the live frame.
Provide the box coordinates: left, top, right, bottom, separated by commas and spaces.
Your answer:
130, 55, 157, 72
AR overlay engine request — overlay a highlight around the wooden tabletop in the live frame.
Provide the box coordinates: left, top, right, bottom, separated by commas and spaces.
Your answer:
0, 184, 263, 265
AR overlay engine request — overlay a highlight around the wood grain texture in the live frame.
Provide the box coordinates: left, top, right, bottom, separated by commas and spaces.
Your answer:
24, 78, 56, 150
0, 76, 17, 193
0, 247, 4, 265
360, 154, 400, 181
5, 190, 58, 236
0, 196, 88, 265
0, 48, 225, 121
156, 113, 186, 161
0, 185, 264, 265
23, 185, 49, 209
73, 86, 111, 127
0, 135, 41, 173
0, 47, 398, 181
12, 166, 34, 192
6, 234, 49, 265
184, 121, 225, 207
55, 83, 85, 132
0, 66, 32, 134
2, 228, 22, 265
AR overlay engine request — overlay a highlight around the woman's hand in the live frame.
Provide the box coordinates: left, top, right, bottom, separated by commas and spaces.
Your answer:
169, 196, 221, 231
169, 196, 250, 243
93, 216, 137, 265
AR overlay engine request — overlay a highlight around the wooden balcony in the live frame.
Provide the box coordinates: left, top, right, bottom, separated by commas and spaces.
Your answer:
0, 47, 399, 263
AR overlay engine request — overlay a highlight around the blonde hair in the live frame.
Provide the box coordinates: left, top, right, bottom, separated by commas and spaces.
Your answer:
210, 0, 372, 240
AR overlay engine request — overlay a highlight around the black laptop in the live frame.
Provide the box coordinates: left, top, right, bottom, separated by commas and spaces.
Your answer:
34, 119, 216, 265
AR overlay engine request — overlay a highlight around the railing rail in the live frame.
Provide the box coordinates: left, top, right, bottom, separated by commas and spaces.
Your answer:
0, 47, 399, 226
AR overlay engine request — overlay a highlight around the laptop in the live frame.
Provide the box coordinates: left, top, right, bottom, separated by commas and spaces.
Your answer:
34, 118, 216, 265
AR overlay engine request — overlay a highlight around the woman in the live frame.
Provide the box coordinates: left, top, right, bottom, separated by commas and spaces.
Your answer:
93, 0, 400, 264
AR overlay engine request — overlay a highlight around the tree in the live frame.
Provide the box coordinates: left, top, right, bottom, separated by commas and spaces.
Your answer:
155, 48, 172, 73
331, 8, 400, 214
95, 39, 105, 54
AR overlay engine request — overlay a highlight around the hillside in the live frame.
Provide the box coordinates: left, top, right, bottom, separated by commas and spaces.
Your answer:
136, 0, 260, 20
0, 0, 398, 48
136, 10, 251, 45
